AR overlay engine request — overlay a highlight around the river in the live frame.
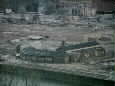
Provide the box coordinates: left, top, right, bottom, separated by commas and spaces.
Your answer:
0, 65, 114, 86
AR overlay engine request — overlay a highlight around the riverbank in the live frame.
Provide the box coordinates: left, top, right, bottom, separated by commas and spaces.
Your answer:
0, 64, 114, 86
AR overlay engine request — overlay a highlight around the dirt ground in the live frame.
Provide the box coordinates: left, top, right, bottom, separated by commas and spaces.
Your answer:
0, 23, 113, 42
0, 23, 114, 56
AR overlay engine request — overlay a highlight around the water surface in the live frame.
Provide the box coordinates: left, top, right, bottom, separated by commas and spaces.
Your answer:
0, 65, 114, 86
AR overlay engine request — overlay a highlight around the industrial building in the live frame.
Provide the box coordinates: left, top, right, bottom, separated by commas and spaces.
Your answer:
0, 0, 114, 14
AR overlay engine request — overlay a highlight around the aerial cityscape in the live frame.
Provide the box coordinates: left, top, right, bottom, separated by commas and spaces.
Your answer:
0, 0, 114, 86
